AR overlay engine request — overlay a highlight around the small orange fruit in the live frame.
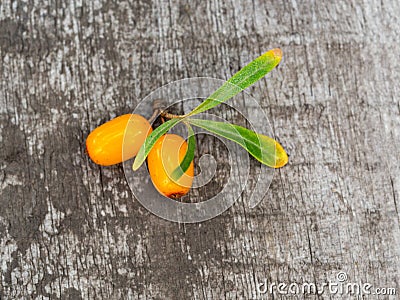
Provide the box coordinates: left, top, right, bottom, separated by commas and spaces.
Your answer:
86, 114, 152, 166
147, 134, 194, 198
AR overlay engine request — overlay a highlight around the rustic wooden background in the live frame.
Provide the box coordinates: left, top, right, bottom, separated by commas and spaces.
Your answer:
1, 0, 399, 299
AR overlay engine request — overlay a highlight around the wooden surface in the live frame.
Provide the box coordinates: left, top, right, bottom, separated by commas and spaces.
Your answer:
1, 0, 399, 299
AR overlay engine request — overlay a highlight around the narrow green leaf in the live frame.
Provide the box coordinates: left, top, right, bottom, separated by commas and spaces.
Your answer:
187, 118, 288, 168
188, 49, 282, 116
132, 118, 182, 171
170, 123, 196, 182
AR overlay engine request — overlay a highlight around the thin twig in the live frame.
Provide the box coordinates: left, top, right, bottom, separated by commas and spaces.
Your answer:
160, 111, 183, 119
148, 99, 184, 123
148, 108, 160, 124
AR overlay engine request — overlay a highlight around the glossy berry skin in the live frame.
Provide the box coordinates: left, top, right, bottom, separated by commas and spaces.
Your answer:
86, 114, 152, 166
147, 134, 194, 199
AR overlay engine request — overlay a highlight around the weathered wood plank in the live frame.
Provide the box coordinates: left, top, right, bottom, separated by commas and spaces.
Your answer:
1, 0, 399, 299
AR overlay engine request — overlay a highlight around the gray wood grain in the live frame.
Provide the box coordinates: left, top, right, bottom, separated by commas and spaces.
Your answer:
1, 0, 399, 299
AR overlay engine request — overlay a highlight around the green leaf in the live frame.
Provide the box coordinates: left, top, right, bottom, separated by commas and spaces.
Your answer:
170, 123, 196, 181
132, 118, 182, 171
188, 49, 282, 116
187, 118, 288, 168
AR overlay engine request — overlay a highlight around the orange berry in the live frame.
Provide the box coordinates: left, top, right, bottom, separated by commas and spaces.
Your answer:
86, 114, 152, 166
147, 134, 194, 199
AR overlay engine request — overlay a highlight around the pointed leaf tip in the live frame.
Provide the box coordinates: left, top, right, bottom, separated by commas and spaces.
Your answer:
271, 48, 282, 59
270, 139, 288, 168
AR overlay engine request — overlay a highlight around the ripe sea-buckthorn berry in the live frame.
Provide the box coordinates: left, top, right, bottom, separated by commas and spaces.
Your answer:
86, 114, 152, 166
147, 134, 194, 199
